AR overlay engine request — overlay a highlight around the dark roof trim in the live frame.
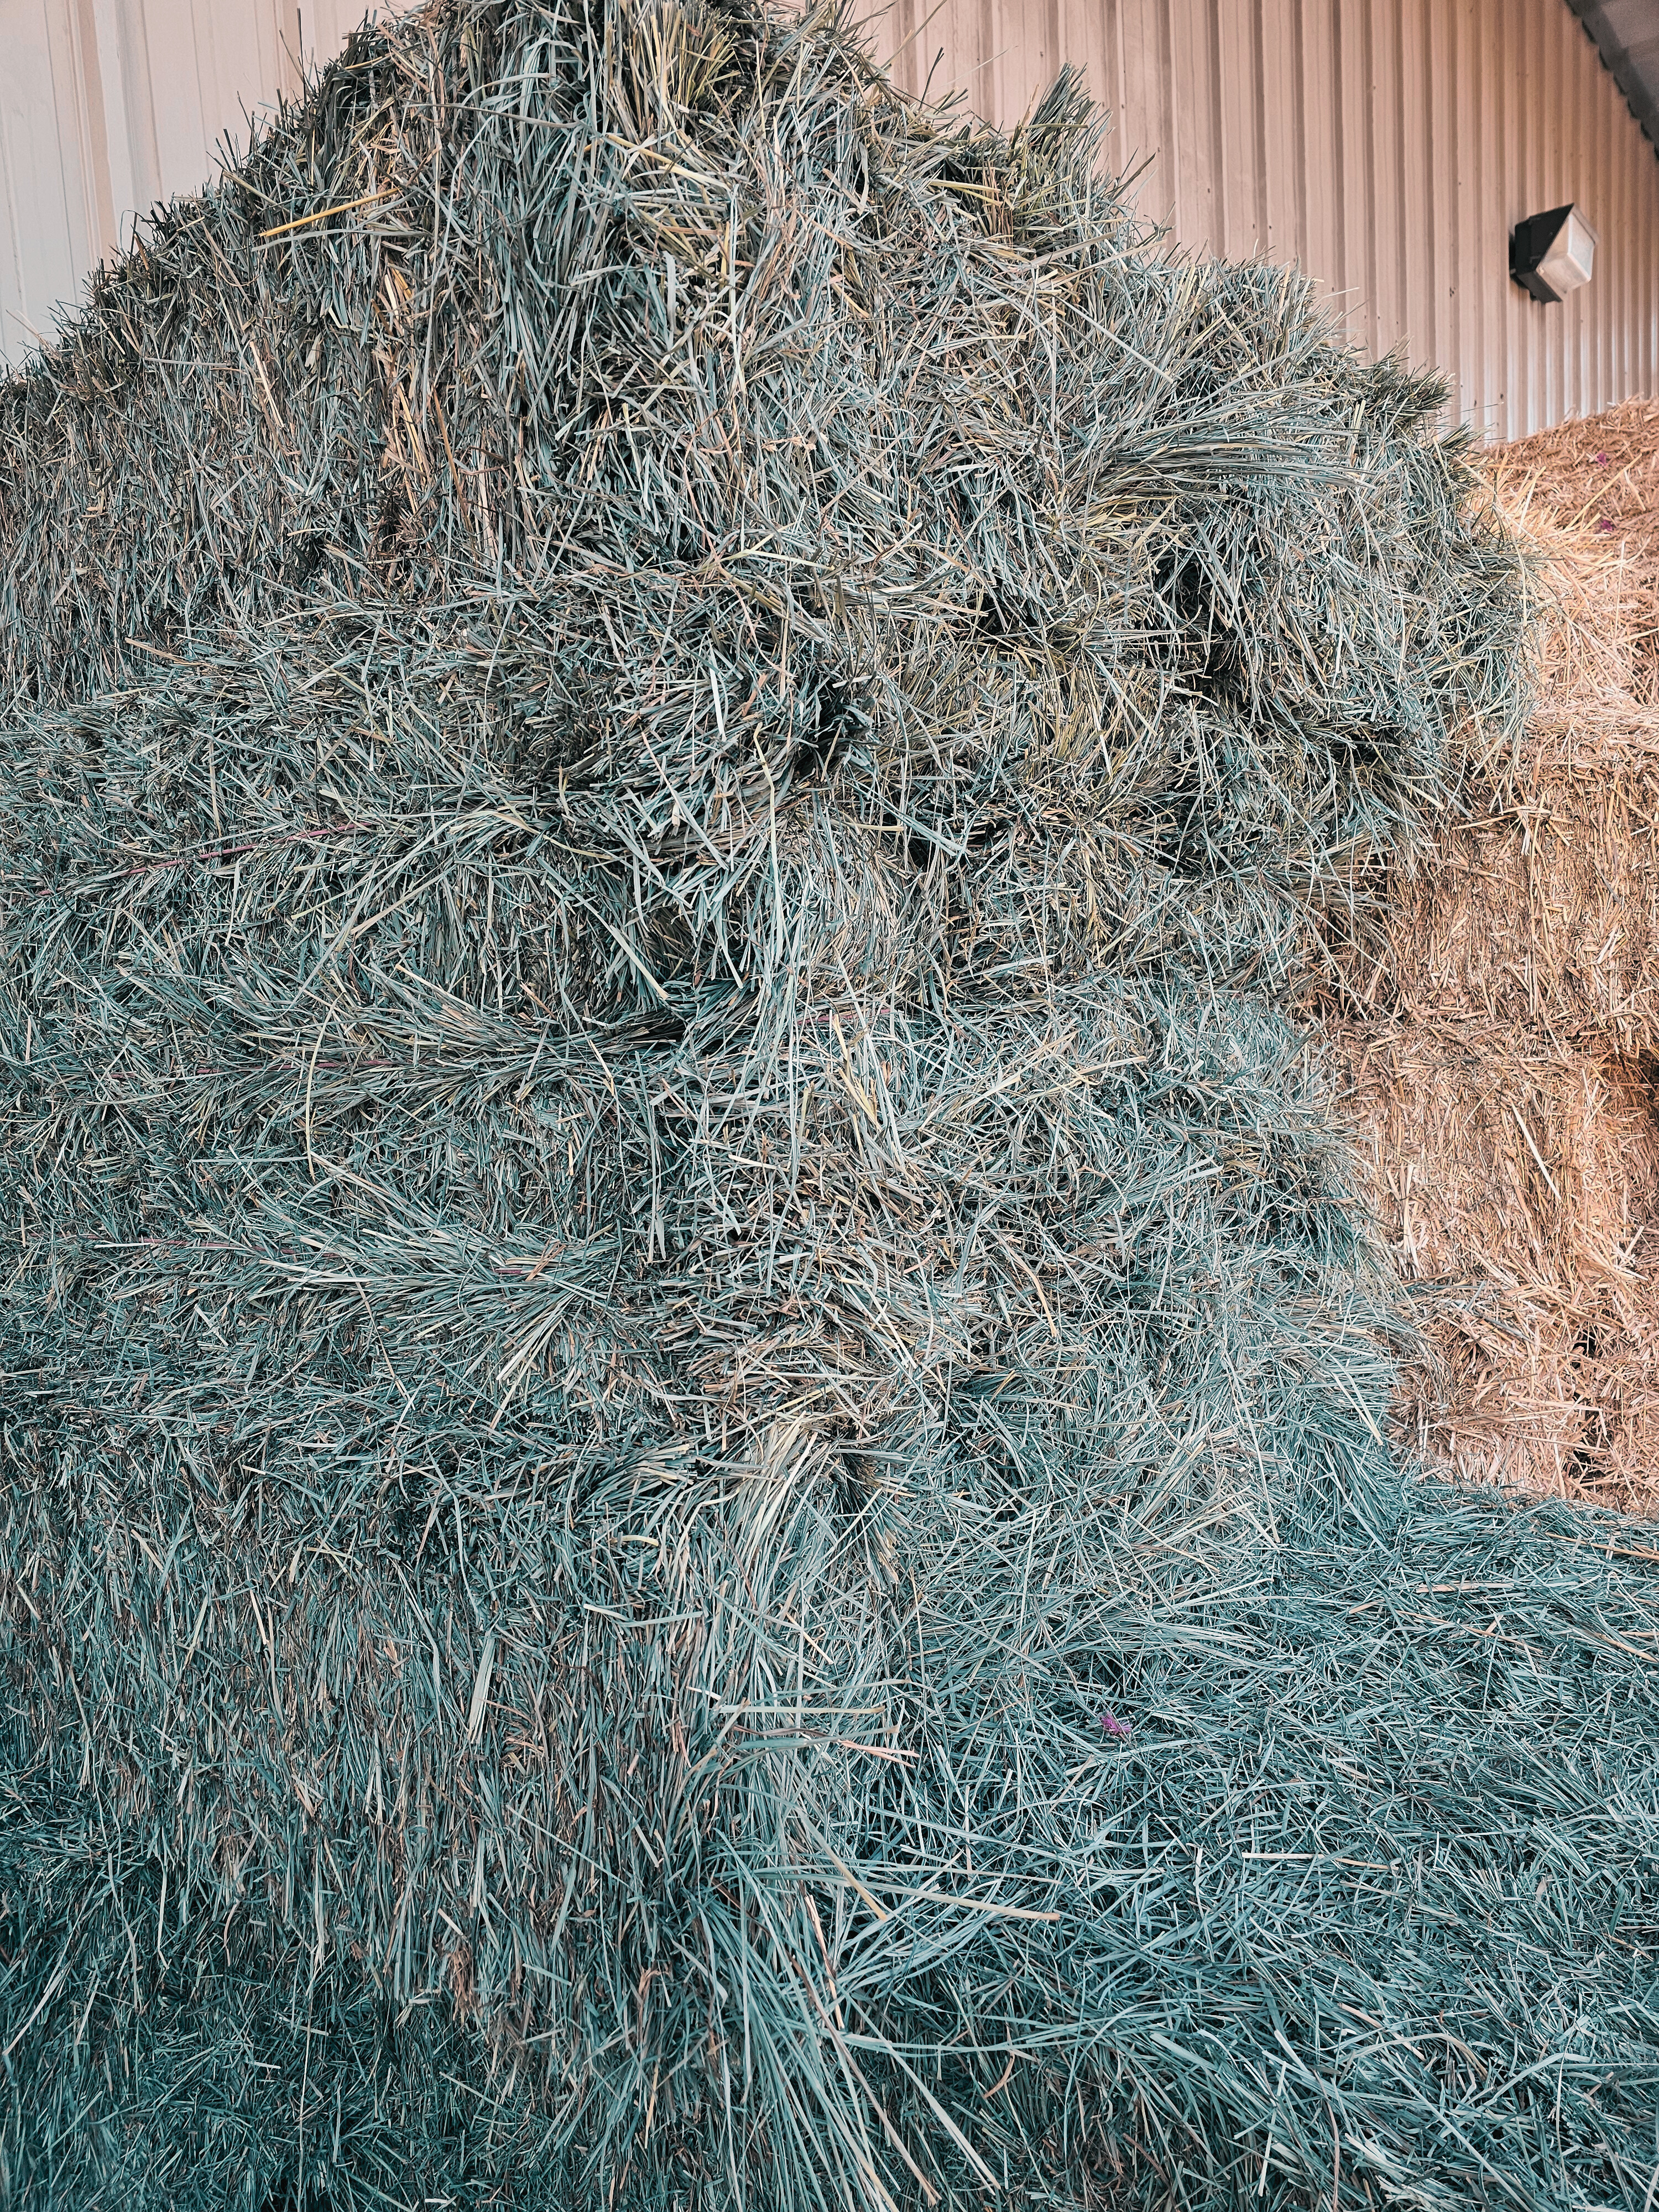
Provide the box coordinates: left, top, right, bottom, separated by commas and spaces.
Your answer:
1566, 1, 1659, 157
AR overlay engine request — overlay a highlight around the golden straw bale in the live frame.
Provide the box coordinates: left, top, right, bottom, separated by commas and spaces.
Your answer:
1323, 404, 1659, 1515
1336, 1020, 1659, 1500
1492, 394, 1659, 582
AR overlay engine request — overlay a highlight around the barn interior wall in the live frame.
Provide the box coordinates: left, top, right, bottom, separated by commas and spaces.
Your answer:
2, 0, 1655, 435
877, 0, 1659, 437
0, 0, 377, 364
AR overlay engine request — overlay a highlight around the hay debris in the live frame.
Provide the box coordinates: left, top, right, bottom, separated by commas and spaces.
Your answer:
1497, 394, 1659, 577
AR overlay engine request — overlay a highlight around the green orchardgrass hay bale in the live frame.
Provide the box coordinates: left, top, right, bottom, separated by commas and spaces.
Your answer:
3, 1, 1657, 2206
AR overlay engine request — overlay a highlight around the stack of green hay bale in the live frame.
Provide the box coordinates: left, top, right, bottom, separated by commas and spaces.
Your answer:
3, 3, 1656, 2205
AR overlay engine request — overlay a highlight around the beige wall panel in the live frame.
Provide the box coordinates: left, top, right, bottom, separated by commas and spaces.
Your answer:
1115, 0, 1177, 224
1259, 0, 1302, 262
1214, 1, 1261, 260
1421, 0, 1451, 389
138, 1, 246, 197
874, 0, 1659, 434
2, 0, 1655, 428
1398, 0, 1433, 389
1173, 0, 1222, 244
0, 0, 413, 363
1493, 0, 1517, 434
1566, 3, 1593, 416
0, 0, 100, 357
89, 0, 164, 222
1335, 2, 1366, 345
1530, 0, 1551, 422
1298, 0, 1343, 297
1366, 0, 1402, 359
299, 0, 371, 69
1455, 1, 1484, 426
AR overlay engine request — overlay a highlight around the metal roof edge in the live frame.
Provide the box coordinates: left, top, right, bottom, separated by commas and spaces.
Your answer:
1565, 0, 1659, 158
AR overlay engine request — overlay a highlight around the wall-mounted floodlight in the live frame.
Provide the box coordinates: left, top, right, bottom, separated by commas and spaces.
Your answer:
1510, 205, 1598, 302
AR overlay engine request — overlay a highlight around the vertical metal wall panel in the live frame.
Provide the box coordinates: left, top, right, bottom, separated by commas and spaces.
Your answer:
1494, 0, 1517, 432
883, 0, 1659, 433
1367, 0, 1402, 361
1531, 0, 1552, 424
1561, 0, 1580, 414
1425, 0, 1454, 392
299, 1, 366, 70
1, 0, 101, 358
2, 0, 1656, 426
1216, 2, 1260, 260
1337, 0, 1368, 347
90, 0, 164, 225
138, 0, 217, 200
1457, 1, 1484, 427
1300, 0, 1344, 307
1, 0, 399, 362
1399, 0, 1434, 390
1258, 0, 1301, 263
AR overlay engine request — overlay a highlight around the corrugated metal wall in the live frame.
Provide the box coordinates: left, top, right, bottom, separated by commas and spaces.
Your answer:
3, 0, 1656, 436
1, 0, 299, 357
0, 0, 392, 364
875, 0, 1659, 436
